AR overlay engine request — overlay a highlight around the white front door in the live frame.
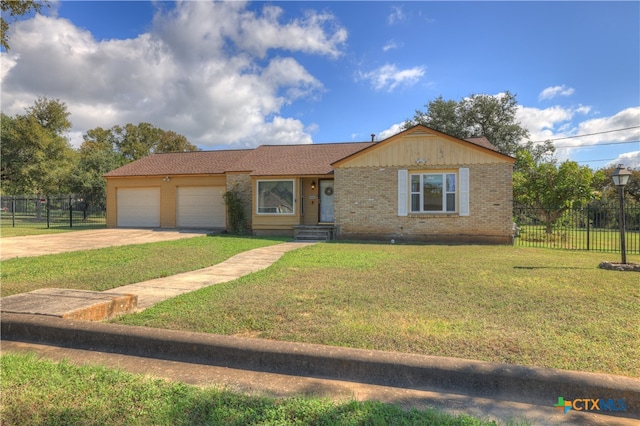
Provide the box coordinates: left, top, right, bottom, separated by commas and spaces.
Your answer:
319, 180, 334, 223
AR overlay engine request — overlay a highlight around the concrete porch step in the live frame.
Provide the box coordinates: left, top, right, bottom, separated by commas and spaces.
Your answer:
293, 225, 336, 241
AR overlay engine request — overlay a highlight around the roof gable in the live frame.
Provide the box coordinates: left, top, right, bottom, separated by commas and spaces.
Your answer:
333, 125, 515, 168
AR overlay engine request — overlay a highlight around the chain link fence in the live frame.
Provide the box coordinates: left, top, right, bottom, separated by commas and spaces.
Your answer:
1, 195, 106, 230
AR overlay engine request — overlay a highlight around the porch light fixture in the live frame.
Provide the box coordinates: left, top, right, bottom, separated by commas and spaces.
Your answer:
611, 164, 632, 264
311, 180, 316, 190
163, 176, 170, 182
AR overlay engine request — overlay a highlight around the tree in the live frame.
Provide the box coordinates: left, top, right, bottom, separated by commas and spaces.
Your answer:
1, 98, 75, 196
26, 95, 72, 133
108, 122, 199, 161
69, 138, 123, 213
156, 130, 198, 154
513, 151, 595, 233
72, 123, 198, 209
405, 91, 539, 157
592, 165, 640, 206
1, 0, 48, 51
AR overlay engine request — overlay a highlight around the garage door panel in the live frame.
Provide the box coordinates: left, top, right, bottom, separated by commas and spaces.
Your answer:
117, 188, 160, 227
177, 187, 225, 228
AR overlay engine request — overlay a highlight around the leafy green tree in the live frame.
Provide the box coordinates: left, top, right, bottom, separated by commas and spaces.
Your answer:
111, 123, 158, 162
155, 129, 197, 154
405, 91, 543, 158
69, 138, 123, 213
1, 0, 48, 51
409, 96, 467, 138
1, 98, 75, 196
26, 95, 72, 133
513, 151, 595, 233
108, 122, 198, 161
592, 165, 640, 206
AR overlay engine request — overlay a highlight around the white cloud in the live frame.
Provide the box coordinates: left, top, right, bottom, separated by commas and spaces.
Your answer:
516, 105, 584, 142
0, 1, 347, 148
388, 6, 406, 25
538, 85, 575, 101
382, 40, 400, 52
358, 63, 425, 92
517, 105, 640, 163
233, 6, 347, 59
606, 151, 640, 169
377, 123, 404, 140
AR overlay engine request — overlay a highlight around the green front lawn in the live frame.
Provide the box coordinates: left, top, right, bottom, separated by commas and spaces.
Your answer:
114, 243, 640, 377
1, 353, 496, 426
3, 238, 638, 377
0, 235, 285, 297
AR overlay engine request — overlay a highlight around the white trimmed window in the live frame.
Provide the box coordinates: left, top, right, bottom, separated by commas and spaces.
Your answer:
398, 168, 469, 216
410, 173, 456, 213
257, 180, 295, 214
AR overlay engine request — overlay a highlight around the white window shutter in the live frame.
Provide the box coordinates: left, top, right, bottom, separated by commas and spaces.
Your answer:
398, 169, 408, 216
459, 168, 469, 216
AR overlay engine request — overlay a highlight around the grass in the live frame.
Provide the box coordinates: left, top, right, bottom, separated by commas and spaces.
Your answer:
1, 353, 498, 426
1, 213, 107, 237
0, 225, 106, 238
4, 237, 638, 377
0, 235, 285, 297
113, 243, 640, 378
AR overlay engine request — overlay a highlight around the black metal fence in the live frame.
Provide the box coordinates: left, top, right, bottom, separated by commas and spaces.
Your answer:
0, 195, 106, 229
514, 204, 640, 254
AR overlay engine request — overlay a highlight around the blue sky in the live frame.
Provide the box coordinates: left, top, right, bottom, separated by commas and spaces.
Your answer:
1, 1, 638, 169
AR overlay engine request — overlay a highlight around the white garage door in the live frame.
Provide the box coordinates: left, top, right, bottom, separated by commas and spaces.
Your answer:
117, 188, 160, 227
177, 186, 226, 228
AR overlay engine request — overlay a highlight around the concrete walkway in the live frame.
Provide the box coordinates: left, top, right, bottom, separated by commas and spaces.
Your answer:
103, 242, 315, 310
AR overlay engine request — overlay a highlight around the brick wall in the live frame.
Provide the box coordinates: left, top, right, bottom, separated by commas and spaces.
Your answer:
334, 164, 513, 244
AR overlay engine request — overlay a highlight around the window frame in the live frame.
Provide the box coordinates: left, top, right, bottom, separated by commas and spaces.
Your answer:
256, 179, 296, 215
409, 172, 457, 214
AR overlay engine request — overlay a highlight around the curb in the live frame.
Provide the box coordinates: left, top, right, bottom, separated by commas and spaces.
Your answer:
2, 313, 638, 419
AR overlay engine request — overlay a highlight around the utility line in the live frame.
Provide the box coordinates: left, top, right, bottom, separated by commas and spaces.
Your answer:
531, 126, 640, 143
575, 158, 618, 164
554, 140, 640, 149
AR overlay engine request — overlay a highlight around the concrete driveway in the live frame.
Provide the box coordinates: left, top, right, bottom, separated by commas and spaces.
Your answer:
0, 229, 211, 260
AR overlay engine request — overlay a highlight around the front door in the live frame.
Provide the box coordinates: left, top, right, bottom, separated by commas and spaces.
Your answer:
319, 180, 334, 223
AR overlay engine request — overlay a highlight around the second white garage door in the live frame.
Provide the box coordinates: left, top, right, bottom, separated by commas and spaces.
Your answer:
177, 186, 226, 228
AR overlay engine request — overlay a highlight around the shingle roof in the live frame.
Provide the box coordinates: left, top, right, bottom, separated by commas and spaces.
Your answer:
104, 143, 374, 177
463, 137, 499, 152
104, 131, 504, 178
231, 142, 375, 176
104, 150, 251, 177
